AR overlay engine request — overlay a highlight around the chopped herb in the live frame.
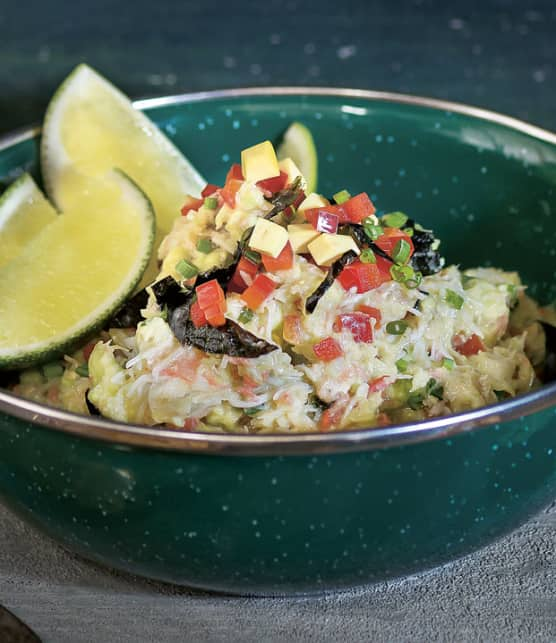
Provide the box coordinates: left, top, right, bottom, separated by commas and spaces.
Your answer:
407, 390, 425, 410
382, 211, 408, 228
239, 307, 254, 324
243, 248, 261, 264
333, 189, 351, 204
426, 378, 444, 399
360, 248, 376, 264
244, 404, 266, 416
442, 357, 455, 370
42, 362, 64, 379
445, 289, 464, 310
402, 227, 414, 237
76, 364, 89, 377
196, 238, 214, 254
393, 239, 411, 264
386, 320, 408, 335
176, 259, 199, 280
363, 220, 383, 241
204, 196, 218, 209
396, 358, 409, 372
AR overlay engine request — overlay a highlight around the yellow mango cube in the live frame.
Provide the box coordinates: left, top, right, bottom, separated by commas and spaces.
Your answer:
287, 223, 320, 254
308, 233, 360, 266
249, 218, 289, 258
241, 140, 280, 183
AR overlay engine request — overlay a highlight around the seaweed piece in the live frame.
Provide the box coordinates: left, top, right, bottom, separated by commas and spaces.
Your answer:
539, 321, 556, 382
167, 290, 276, 357
339, 223, 394, 263
305, 249, 358, 314
405, 218, 445, 276
264, 177, 303, 219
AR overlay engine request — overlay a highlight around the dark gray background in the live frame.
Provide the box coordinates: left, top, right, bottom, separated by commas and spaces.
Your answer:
0, 0, 555, 641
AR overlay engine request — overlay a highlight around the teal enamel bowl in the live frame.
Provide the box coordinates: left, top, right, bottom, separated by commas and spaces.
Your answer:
1, 89, 555, 595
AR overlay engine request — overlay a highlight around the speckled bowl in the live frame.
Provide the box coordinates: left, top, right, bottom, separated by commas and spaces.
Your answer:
1, 89, 555, 595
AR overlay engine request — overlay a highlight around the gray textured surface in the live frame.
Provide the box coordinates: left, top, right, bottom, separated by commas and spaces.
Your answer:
0, 502, 555, 642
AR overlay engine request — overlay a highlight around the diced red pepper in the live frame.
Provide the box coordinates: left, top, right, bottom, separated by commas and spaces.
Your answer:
202, 183, 219, 197
257, 171, 288, 194
228, 256, 259, 293
318, 395, 349, 431
453, 333, 485, 356
341, 192, 376, 223
82, 341, 98, 361
357, 305, 382, 329
304, 209, 339, 234
181, 196, 204, 216
368, 375, 390, 393
203, 304, 226, 327
261, 241, 294, 272
190, 300, 208, 328
374, 228, 414, 259
183, 418, 200, 431
313, 336, 343, 361
337, 260, 391, 293
333, 313, 373, 343
293, 191, 306, 208
220, 164, 244, 208
283, 314, 303, 344
196, 279, 226, 311
241, 273, 276, 310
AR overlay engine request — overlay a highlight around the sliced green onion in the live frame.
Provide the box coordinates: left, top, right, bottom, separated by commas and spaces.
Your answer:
175, 259, 199, 279
390, 264, 414, 283
402, 227, 414, 237
196, 238, 214, 254
333, 189, 351, 204
204, 196, 218, 209
407, 390, 425, 410
382, 211, 408, 228
396, 358, 408, 373
445, 289, 464, 310
442, 357, 455, 371
76, 364, 89, 377
405, 272, 422, 289
426, 378, 444, 399
239, 307, 254, 324
393, 239, 411, 264
363, 222, 383, 241
244, 248, 261, 264
42, 362, 64, 379
360, 248, 376, 264
386, 320, 408, 335
244, 404, 266, 416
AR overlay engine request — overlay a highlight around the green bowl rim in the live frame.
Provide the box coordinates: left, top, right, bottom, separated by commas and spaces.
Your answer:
1, 86, 556, 456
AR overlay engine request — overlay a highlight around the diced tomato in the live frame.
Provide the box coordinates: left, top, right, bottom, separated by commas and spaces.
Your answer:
453, 333, 485, 356
341, 192, 376, 223
261, 241, 294, 272
82, 341, 98, 361
201, 183, 219, 197
203, 304, 226, 327
196, 279, 226, 312
241, 274, 276, 310
333, 312, 373, 343
313, 336, 343, 361
368, 375, 390, 393
283, 314, 303, 344
357, 305, 382, 329
227, 163, 244, 181
257, 171, 288, 194
228, 256, 259, 293
190, 300, 208, 328
374, 228, 414, 259
337, 259, 391, 293
181, 196, 204, 216
293, 191, 306, 208
304, 209, 340, 234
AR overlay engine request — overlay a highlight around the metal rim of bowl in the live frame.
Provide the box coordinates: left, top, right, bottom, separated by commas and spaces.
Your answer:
1, 86, 556, 456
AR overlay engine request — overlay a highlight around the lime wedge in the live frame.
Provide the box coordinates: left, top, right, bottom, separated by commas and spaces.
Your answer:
0, 171, 154, 369
40, 64, 205, 283
0, 174, 58, 270
276, 121, 318, 194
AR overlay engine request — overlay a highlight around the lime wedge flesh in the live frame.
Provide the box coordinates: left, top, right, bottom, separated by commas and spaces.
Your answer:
40, 64, 205, 284
276, 121, 318, 194
0, 174, 58, 270
0, 172, 154, 369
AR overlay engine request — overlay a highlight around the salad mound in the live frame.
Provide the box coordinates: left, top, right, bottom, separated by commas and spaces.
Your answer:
10, 140, 550, 433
